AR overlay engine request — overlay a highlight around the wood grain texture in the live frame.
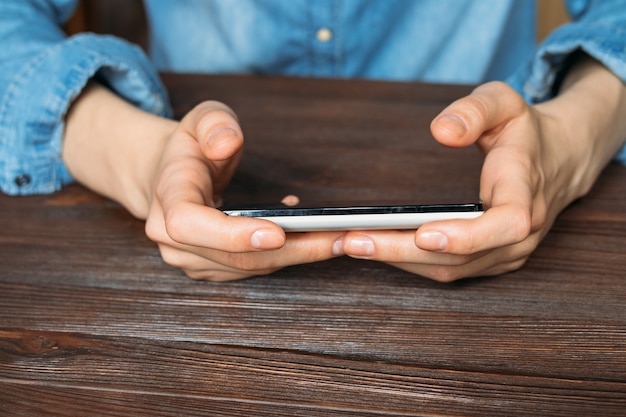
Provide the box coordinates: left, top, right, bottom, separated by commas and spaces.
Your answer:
1, 75, 625, 416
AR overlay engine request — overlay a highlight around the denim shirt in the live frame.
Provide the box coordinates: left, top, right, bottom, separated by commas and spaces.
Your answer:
1, 0, 625, 195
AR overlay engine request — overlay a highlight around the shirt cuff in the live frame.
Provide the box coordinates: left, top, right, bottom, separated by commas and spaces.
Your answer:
0, 33, 172, 195
508, 20, 626, 164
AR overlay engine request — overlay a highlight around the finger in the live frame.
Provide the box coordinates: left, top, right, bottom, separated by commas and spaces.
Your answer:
155, 103, 244, 210
423, 122, 538, 255
430, 81, 527, 149
419, 143, 536, 255
341, 202, 532, 259
281, 194, 300, 206
200, 231, 347, 273
183, 101, 244, 162
157, 244, 280, 281
146, 198, 286, 252
415, 205, 532, 255
389, 246, 532, 283
341, 229, 531, 283
152, 227, 346, 280
341, 230, 481, 265
179, 101, 244, 201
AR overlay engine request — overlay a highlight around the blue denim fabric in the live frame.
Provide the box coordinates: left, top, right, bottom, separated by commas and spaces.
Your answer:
0, 0, 170, 195
506, 0, 626, 164
143, 0, 535, 83
1, 0, 625, 195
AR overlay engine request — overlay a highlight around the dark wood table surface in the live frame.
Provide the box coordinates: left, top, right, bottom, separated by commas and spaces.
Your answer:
1, 74, 625, 416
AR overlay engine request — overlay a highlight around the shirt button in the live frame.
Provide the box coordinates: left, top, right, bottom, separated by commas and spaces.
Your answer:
14, 174, 32, 188
316, 27, 333, 42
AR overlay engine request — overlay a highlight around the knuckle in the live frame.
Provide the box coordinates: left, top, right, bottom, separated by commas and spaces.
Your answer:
510, 209, 533, 243
144, 216, 163, 243
508, 257, 530, 272
428, 266, 465, 283
159, 247, 187, 269
186, 270, 230, 282
163, 205, 190, 243
487, 257, 530, 277
185, 267, 277, 282
516, 235, 542, 259
185, 271, 209, 281
479, 81, 517, 98
530, 200, 549, 232
471, 81, 527, 118
486, 81, 526, 110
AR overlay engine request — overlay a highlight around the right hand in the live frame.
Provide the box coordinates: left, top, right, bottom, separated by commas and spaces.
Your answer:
144, 101, 345, 281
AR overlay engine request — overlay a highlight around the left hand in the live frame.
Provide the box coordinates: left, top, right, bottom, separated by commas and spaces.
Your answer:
338, 75, 624, 281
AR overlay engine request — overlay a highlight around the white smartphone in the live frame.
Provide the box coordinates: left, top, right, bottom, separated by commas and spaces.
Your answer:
222, 203, 484, 232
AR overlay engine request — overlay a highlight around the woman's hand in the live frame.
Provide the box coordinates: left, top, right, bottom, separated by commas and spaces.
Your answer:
64, 87, 344, 281
144, 101, 345, 281
339, 58, 626, 281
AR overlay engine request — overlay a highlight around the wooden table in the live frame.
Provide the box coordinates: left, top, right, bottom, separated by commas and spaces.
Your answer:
1, 74, 625, 416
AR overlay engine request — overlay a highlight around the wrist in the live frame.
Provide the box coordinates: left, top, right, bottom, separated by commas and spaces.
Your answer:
534, 57, 626, 204
63, 83, 177, 219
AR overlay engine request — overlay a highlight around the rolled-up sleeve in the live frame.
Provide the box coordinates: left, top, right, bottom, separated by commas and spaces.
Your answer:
0, 0, 171, 195
508, 0, 626, 164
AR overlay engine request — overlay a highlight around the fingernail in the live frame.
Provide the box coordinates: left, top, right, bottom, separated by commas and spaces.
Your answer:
251, 229, 284, 250
207, 127, 237, 148
345, 236, 375, 257
416, 231, 448, 251
437, 114, 467, 137
332, 236, 345, 256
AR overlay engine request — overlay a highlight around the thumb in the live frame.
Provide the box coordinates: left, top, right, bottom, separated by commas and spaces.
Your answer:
183, 100, 244, 161
430, 81, 527, 149
179, 100, 244, 204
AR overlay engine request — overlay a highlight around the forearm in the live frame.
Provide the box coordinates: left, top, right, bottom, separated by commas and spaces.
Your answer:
62, 83, 177, 218
535, 57, 626, 204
